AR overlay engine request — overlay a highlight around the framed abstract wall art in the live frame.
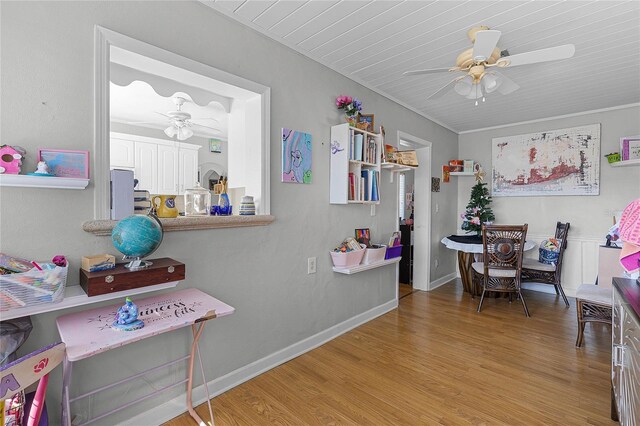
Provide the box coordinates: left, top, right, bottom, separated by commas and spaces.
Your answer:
282, 128, 312, 184
491, 124, 600, 197
38, 149, 90, 179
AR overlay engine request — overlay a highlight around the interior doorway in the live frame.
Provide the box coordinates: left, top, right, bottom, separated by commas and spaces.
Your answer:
396, 131, 432, 297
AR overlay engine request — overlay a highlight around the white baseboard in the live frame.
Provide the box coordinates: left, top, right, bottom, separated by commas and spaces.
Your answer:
429, 272, 457, 291
118, 299, 399, 426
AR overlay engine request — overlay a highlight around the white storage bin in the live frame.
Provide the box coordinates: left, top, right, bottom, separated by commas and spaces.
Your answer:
362, 245, 387, 265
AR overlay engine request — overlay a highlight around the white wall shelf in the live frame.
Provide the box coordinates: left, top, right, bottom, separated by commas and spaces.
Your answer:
332, 257, 401, 275
330, 123, 381, 204
449, 171, 475, 176
1, 281, 180, 321
381, 162, 415, 182
610, 159, 640, 167
0, 174, 89, 189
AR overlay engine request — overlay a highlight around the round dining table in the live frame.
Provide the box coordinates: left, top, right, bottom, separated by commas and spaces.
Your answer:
441, 235, 536, 294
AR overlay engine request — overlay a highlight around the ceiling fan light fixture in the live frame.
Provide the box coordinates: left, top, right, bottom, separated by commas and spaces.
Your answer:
164, 126, 177, 138
483, 73, 500, 93
177, 126, 193, 141
454, 76, 473, 96
465, 83, 483, 100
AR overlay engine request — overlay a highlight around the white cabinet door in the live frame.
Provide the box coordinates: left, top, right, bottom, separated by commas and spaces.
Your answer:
110, 138, 135, 168
178, 148, 199, 194
134, 141, 158, 194
157, 143, 179, 194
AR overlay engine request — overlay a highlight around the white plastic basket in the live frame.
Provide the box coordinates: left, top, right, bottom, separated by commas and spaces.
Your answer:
0, 265, 68, 312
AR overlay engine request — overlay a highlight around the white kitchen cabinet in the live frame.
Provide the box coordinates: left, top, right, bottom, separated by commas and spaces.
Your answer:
134, 141, 158, 194
111, 132, 201, 196
178, 148, 199, 193
157, 143, 179, 194
110, 138, 135, 168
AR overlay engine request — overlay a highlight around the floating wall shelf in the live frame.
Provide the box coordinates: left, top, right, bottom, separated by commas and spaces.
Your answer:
333, 257, 401, 275
610, 159, 640, 167
0, 174, 90, 189
449, 171, 475, 176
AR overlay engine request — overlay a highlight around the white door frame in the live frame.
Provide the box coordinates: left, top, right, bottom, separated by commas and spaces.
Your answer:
397, 131, 432, 292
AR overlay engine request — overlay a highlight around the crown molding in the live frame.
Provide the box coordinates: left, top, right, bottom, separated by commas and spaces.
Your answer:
458, 103, 640, 134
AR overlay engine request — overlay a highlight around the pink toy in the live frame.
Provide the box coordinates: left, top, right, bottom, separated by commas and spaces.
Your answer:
0, 145, 25, 174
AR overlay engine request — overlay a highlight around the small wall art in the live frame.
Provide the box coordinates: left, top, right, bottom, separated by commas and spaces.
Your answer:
442, 165, 450, 183
38, 149, 89, 179
357, 114, 374, 132
431, 177, 440, 192
209, 139, 222, 153
282, 128, 312, 184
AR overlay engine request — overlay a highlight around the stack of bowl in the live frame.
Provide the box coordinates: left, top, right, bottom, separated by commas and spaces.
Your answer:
239, 196, 256, 215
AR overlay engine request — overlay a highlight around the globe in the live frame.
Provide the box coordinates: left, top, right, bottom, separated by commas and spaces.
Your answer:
111, 214, 163, 261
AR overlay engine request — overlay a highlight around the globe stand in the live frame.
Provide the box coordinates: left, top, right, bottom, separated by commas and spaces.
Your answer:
123, 256, 153, 271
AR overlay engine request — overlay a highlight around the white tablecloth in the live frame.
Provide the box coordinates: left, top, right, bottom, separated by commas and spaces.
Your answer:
441, 236, 536, 254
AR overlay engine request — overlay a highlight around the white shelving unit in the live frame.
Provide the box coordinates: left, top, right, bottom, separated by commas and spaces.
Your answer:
1, 281, 180, 321
611, 159, 640, 167
0, 174, 89, 189
332, 257, 401, 275
330, 123, 382, 204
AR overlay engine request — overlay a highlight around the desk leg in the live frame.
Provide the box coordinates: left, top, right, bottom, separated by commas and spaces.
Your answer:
458, 251, 475, 294
187, 322, 215, 425
61, 355, 73, 426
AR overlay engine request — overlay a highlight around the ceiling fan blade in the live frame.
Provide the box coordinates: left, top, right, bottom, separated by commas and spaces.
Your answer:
154, 111, 172, 119
426, 76, 464, 100
403, 67, 459, 76
493, 71, 520, 95
497, 44, 575, 68
190, 117, 220, 123
189, 121, 221, 132
125, 120, 161, 125
473, 30, 501, 61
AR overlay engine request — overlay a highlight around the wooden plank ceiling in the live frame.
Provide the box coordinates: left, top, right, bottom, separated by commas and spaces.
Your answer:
203, 1, 640, 133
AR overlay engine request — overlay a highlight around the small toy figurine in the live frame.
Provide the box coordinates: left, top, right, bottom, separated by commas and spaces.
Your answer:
111, 297, 144, 331
35, 161, 48, 174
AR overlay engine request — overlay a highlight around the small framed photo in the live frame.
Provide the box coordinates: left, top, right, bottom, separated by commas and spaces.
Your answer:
442, 165, 450, 183
357, 114, 374, 132
209, 139, 222, 153
355, 228, 371, 247
38, 149, 89, 179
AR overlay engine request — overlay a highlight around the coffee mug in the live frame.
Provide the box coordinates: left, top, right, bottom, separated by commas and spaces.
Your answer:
152, 195, 178, 218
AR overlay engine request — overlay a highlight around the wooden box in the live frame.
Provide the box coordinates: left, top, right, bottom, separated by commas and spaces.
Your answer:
79, 258, 185, 296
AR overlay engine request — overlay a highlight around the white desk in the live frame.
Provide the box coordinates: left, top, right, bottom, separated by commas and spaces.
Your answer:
56, 288, 234, 425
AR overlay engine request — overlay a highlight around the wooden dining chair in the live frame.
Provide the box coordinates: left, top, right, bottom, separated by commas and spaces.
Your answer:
472, 224, 529, 316
521, 222, 571, 307
0, 342, 65, 426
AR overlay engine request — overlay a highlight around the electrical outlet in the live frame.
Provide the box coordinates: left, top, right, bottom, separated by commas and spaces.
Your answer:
435, 203, 439, 213
434, 258, 439, 268
307, 257, 317, 274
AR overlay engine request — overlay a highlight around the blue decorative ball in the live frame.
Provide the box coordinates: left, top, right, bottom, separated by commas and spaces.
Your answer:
111, 215, 163, 258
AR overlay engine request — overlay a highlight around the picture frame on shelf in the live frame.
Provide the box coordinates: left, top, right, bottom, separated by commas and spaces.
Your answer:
355, 228, 371, 247
37, 149, 89, 179
357, 114, 374, 132
442, 165, 450, 183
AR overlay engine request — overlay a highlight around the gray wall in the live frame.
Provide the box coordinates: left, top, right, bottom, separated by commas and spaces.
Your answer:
458, 106, 640, 239
0, 2, 458, 423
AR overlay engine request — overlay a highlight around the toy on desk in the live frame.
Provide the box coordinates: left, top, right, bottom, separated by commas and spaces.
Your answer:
111, 297, 144, 331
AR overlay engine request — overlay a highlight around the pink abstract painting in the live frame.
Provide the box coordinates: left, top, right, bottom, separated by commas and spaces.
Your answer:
491, 124, 600, 197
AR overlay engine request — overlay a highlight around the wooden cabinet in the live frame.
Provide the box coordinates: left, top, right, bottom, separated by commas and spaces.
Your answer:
612, 278, 640, 425
330, 123, 382, 204
111, 132, 200, 195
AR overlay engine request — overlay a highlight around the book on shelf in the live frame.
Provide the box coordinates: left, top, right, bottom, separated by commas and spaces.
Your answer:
620, 136, 640, 161
371, 170, 379, 202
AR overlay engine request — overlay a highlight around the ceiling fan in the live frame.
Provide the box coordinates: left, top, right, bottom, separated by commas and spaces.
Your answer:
403, 26, 575, 105
128, 96, 221, 141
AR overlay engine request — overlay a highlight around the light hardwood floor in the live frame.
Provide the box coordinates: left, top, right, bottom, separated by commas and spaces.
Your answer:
166, 280, 614, 425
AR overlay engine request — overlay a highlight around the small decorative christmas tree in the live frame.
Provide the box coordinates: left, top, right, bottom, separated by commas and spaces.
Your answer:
461, 175, 495, 235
